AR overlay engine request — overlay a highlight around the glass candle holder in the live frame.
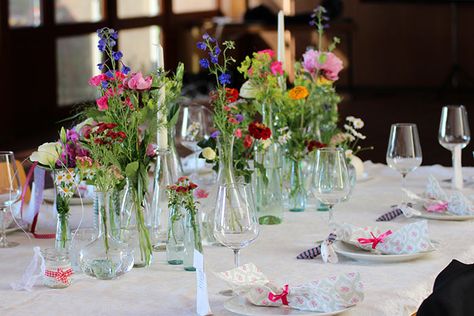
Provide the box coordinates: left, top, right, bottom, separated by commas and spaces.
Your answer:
42, 248, 73, 289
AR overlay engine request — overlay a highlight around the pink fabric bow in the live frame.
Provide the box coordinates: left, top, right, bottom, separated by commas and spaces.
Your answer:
45, 268, 73, 284
268, 284, 289, 305
357, 230, 393, 249
425, 201, 448, 213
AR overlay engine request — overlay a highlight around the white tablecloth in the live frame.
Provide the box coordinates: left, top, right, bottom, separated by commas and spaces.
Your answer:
1, 162, 474, 316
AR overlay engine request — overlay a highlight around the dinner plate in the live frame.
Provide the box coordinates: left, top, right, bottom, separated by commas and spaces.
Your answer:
333, 240, 437, 263
412, 204, 474, 221
43, 188, 94, 205
224, 296, 354, 316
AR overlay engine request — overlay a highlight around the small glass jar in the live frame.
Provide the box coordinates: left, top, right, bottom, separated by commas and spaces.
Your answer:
42, 248, 73, 289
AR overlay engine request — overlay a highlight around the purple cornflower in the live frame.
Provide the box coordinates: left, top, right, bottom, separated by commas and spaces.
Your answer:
218, 73, 231, 85
210, 55, 218, 64
122, 65, 131, 74
235, 114, 244, 122
210, 131, 220, 139
214, 46, 221, 55
101, 81, 108, 89
105, 70, 114, 78
200, 58, 210, 69
98, 39, 106, 52
97, 63, 104, 70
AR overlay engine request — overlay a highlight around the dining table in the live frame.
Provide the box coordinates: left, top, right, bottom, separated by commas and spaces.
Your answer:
1, 161, 474, 316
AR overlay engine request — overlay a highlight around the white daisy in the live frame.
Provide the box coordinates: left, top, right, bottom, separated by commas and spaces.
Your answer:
346, 116, 355, 122
353, 118, 364, 129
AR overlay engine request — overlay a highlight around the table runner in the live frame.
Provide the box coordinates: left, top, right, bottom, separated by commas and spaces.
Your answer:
1, 162, 474, 316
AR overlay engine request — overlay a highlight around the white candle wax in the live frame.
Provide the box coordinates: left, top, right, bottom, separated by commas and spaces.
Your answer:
156, 44, 168, 150
277, 10, 285, 68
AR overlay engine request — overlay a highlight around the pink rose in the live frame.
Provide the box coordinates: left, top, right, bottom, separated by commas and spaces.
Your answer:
194, 189, 209, 199
270, 61, 283, 75
88, 74, 107, 87
257, 49, 275, 58
96, 95, 108, 111
124, 72, 152, 91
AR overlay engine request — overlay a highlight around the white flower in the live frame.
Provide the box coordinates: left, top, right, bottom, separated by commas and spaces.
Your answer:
30, 142, 61, 168
346, 116, 355, 122
261, 139, 272, 149
277, 130, 291, 145
345, 149, 353, 158
353, 118, 364, 129
345, 133, 356, 142
330, 132, 347, 146
187, 121, 202, 139
202, 147, 216, 160
344, 124, 357, 136
353, 131, 366, 140
239, 80, 257, 99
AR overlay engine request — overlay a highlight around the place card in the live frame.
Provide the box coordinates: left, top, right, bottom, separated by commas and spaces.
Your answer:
194, 249, 212, 316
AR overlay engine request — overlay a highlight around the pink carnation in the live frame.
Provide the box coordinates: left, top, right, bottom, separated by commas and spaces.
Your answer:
257, 49, 275, 58
194, 189, 209, 199
124, 72, 152, 91
88, 74, 107, 87
302, 49, 343, 81
146, 143, 157, 157
234, 128, 242, 138
96, 95, 108, 111
270, 61, 283, 75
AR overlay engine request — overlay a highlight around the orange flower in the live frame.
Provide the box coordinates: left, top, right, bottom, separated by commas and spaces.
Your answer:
288, 86, 309, 100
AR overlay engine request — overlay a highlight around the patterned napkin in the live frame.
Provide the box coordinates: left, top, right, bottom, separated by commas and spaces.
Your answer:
376, 202, 420, 222
407, 175, 474, 216
217, 263, 364, 313
338, 221, 434, 254
296, 233, 338, 263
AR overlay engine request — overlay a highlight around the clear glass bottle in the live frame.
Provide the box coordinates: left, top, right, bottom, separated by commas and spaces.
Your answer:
288, 159, 307, 212
183, 209, 203, 271
80, 191, 134, 279
166, 205, 185, 265
42, 248, 73, 289
53, 170, 71, 250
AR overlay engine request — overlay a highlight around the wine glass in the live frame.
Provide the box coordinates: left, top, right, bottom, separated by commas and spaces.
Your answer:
439, 105, 470, 188
213, 183, 259, 269
177, 104, 209, 179
386, 123, 422, 191
0, 151, 22, 248
310, 148, 351, 224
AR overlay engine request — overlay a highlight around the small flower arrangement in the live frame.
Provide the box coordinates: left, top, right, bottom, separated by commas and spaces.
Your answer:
167, 177, 204, 253
329, 116, 373, 160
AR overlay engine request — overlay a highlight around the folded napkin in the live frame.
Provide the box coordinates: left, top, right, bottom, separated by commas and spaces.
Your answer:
217, 263, 364, 313
418, 260, 474, 316
376, 202, 420, 222
408, 175, 474, 216
338, 221, 434, 254
296, 233, 338, 263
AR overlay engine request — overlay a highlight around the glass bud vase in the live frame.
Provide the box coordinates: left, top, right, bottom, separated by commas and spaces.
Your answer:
183, 209, 203, 271
166, 205, 185, 265
253, 143, 284, 225
80, 191, 134, 280
53, 170, 71, 250
343, 162, 357, 201
93, 187, 122, 239
288, 159, 307, 212
121, 179, 153, 268
150, 150, 178, 252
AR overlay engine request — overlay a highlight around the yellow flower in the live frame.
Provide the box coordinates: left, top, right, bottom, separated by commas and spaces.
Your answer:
288, 86, 309, 100
316, 76, 333, 86
202, 147, 216, 160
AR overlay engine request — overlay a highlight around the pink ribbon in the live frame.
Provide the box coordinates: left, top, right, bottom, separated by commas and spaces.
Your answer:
426, 201, 448, 213
357, 230, 393, 249
268, 284, 289, 305
44, 267, 73, 284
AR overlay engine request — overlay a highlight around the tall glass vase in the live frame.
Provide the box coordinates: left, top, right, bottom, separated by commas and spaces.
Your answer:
254, 102, 284, 224
121, 179, 153, 268
166, 205, 185, 265
53, 171, 71, 250
183, 208, 203, 271
168, 126, 184, 177
288, 159, 307, 212
93, 186, 122, 239
80, 191, 133, 280
150, 150, 177, 251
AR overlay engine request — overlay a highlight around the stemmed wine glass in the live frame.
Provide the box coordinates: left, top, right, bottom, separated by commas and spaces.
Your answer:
386, 123, 422, 192
177, 104, 209, 179
0, 151, 22, 248
311, 148, 351, 224
213, 183, 259, 269
439, 105, 470, 189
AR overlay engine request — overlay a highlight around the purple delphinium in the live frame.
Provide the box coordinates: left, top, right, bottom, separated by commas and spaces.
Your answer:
199, 58, 210, 69
235, 114, 244, 122
218, 73, 231, 85
210, 131, 220, 139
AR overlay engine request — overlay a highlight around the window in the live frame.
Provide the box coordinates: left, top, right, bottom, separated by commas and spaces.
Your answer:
117, 0, 160, 18
55, 0, 104, 24
172, 0, 217, 13
119, 26, 161, 73
8, 0, 41, 28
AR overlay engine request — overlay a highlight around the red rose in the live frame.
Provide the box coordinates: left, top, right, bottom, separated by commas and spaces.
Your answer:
248, 121, 271, 140
243, 134, 253, 148
225, 88, 239, 103
307, 140, 326, 152
189, 182, 198, 190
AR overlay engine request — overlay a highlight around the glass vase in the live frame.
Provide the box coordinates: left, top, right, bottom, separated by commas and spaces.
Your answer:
183, 208, 203, 271
93, 186, 122, 239
253, 144, 284, 225
168, 126, 184, 177
166, 205, 185, 265
53, 170, 71, 250
343, 162, 357, 201
42, 248, 73, 289
80, 191, 134, 280
150, 150, 177, 251
121, 179, 153, 268
288, 159, 307, 212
